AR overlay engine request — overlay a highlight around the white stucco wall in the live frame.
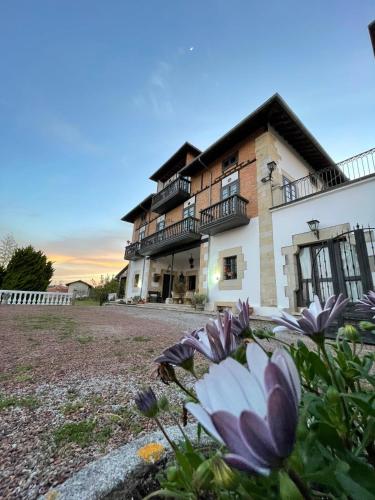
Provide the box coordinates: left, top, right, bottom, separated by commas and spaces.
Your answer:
67, 281, 91, 298
206, 217, 261, 313
125, 259, 146, 299
271, 128, 313, 181
271, 176, 375, 309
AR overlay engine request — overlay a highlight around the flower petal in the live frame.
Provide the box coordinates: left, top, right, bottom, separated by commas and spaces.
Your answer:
264, 362, 297, 414
267, 386, 297, 458
271, 349, 301, 404
211, 410, 267, 471
239, 410, 279, 467
224, 454, 270, 476
246, 343, 269, 393
185, 403, 223, 443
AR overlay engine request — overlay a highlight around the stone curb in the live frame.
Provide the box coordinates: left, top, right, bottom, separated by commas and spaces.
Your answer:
40, 425, 210, 500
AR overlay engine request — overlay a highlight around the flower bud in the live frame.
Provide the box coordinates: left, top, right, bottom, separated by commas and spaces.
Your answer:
359, 321, 375, 332
339, 324, 360, 342
192, 460, 212, 490
166, 465, 178, 482
211, 456, 238, 490
135, 387, 159, 418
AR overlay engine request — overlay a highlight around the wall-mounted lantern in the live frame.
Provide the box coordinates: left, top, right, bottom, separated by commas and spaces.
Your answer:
307, 219, 320, 239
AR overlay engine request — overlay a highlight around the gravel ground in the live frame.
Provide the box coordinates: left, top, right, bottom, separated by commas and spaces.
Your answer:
0, 304, 276, 499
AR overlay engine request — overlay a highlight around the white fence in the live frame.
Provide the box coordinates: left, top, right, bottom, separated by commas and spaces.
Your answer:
0, 290, 73, 305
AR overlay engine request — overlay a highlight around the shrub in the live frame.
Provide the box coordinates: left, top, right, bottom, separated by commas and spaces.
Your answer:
136, 295, 375, 499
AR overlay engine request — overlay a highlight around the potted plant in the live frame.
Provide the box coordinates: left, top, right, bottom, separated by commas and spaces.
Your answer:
193, 293, 207, 311
173, 281, 186, 304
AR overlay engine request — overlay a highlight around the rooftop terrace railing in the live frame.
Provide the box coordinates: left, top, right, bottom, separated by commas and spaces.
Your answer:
275, 147, 375, 206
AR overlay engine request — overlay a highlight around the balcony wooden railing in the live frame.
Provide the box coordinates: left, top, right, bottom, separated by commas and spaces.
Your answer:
200, 195, 250, 235
151, 177, 191, 213
140, 217, 200, 256
124, 241, 141, 261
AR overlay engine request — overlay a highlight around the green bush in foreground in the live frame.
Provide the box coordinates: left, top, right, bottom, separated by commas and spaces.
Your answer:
135, 294, 375, 499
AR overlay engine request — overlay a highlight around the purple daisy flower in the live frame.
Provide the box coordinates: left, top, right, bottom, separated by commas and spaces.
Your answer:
356, 290, 375, 318
272, 294, 349, 342
182, 310, 239, 363
232, 298, 250, 337
186, 343, 301, 475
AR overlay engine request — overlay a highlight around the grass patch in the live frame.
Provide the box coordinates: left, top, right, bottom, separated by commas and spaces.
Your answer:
17, 315, 77, 340
76, 335, 94, 344
0, 394, 39, 410
61, 401, 84, 416
14, 373, 33, 383
111, 406, 143, 435
132, 336, 151, 342
74, 298, 100, 307
53, 420, 112, 447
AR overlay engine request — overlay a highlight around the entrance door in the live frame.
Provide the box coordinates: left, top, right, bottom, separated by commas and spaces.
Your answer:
297, 227, 374, 306
162, 274, 173, 301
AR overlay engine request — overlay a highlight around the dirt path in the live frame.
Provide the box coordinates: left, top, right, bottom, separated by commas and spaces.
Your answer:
0, 305, 274, 499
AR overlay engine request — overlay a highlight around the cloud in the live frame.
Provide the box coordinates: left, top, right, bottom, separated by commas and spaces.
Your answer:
42, 116, 102, 154
133, 61, 175, 118
41, 232, 128, 285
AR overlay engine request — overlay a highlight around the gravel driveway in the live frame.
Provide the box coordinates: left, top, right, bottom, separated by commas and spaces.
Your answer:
0, 304, 275, 499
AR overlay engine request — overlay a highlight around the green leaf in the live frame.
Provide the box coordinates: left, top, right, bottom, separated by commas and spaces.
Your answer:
342, 393, 375, 416
336, 472, 375, 500
279, 471, 303, 500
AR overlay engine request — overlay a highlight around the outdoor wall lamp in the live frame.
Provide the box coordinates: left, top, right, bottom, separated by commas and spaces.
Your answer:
261, 161, 277, 183
307, 219, 320, 239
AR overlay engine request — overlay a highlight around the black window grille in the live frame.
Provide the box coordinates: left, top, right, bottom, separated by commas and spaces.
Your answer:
223, 256, 237, 280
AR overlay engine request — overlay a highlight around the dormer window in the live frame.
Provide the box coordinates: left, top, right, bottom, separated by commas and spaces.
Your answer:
222, 152, 238, 172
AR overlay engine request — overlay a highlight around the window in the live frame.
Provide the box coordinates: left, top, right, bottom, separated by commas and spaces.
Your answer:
134, 273, 140, 287
187, 275, 196, 291
221, 180, 238, 200
282, 176, 297, 202
222, 152, 238, 172
183, 204, 195, 219
156, 220, 165, 231
223, 256, 237, 280
139, 226, 146, 241
140, 212, 147, 222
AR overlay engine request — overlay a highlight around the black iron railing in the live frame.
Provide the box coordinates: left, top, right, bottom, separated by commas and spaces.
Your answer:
200, 195, 248, 226
124, 241, 141, 260
151, 177, 191, 208
277, 147, 375, 206
140, 217, 199, 250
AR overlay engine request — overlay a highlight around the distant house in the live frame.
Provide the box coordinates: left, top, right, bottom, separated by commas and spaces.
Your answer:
115, 264, 128, 298
66, 280, 93, 298
47, 285, 69, 293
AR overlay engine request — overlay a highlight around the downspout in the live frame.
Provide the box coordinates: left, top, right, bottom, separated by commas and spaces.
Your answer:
197, 157, 212, 303
140, 256, 148, 300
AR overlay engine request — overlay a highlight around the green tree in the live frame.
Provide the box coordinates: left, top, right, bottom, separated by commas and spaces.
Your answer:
2, 246, 54, 291
0, 264, 6, 288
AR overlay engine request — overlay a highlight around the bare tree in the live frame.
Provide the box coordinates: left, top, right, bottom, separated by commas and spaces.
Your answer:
0, 234, 18, 268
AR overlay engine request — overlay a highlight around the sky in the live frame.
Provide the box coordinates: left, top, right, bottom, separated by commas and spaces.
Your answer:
0, 1, 374, 284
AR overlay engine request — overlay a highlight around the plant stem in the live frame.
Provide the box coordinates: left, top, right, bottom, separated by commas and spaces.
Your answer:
287, 468, 312, 500
321, 343, 351, 441
174, 379, 198, 401
155, 417, 177, 452
168, 410, 189, 440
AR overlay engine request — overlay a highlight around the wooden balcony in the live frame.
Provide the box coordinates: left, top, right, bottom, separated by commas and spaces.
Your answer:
124, 241, 141, 261
199, 195, 250, 235
151, 177, 191, 214
139, 217, 201, 256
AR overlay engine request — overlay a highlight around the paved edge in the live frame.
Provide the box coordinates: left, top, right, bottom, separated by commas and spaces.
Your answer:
40, 425, 210, 500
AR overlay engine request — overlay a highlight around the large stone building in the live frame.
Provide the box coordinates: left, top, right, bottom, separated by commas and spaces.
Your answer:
121, 94, 375, 316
